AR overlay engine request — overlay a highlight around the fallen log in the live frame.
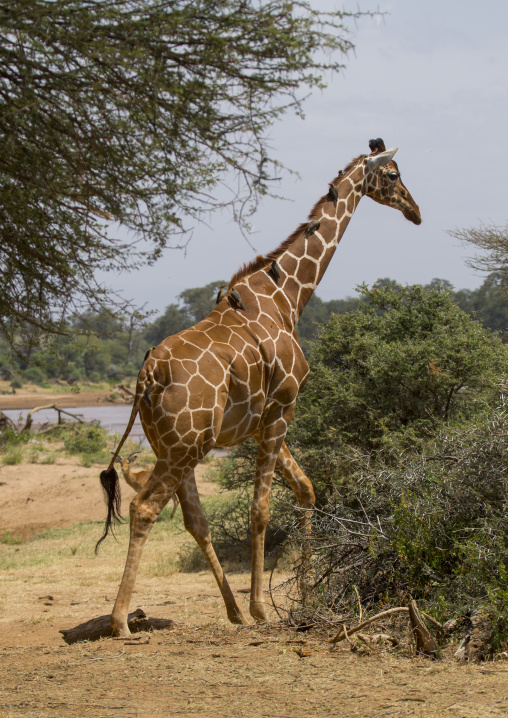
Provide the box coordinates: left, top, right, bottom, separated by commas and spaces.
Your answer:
23, 403, 85, 432
59, 608, 174, 644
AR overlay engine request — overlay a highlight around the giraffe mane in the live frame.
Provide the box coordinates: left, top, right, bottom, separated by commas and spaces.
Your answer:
229, 155, 365, 287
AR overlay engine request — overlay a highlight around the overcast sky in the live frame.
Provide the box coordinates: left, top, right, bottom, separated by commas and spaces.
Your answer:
105, 0, 508, 313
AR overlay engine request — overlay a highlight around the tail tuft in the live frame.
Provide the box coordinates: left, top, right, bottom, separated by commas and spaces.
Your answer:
95, 466, 122, 553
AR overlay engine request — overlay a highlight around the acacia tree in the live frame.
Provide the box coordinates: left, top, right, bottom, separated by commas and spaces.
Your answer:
451, 223, 508, 292
0, 0, 365, 344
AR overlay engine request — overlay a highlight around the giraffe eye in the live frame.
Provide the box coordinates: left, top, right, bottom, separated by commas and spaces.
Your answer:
387, 171, 399, 181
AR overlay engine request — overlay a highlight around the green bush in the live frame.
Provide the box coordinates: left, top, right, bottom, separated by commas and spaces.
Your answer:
64, 368, 84, 385
106, 363, 124, 382
2, 447, 24, 465
292, 281, 508, 451
0, 427, 31, 449
23, 366, 46, 385
63, 422, 107, 455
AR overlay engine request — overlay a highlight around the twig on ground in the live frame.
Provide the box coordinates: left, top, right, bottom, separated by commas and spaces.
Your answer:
329, 607, 410, 644
88, 648, 126, 661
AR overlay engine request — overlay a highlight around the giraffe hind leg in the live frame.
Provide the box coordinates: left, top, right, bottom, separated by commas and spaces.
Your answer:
110, 459, 188, 637
250, 409, 296, 623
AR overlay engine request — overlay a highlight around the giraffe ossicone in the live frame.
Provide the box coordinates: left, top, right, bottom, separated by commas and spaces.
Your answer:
99, 139, 421, 637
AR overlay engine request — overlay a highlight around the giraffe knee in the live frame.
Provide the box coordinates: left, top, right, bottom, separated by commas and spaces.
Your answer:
301, 483, 316, 507
129, 494, 160, 526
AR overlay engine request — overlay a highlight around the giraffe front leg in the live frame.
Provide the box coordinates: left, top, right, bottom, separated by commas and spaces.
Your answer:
177, 472, 248, 625
110, 462, 182, 637
275, 441, 316, 601
276, 441, 315, 536
250, 411, 294, 623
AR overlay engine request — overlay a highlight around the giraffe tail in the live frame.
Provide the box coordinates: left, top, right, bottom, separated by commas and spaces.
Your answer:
95, 379, 146, 553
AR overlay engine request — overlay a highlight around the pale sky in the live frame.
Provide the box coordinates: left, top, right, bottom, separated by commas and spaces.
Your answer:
104, 0, 508, 312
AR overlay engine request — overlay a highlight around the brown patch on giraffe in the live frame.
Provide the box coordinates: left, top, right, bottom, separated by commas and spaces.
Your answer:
281, 253, 298, 276
297, 257, 319, 284
181, 359, 199, 376
305, 239, 325, 261
228, 331, 250, 352
188, 390, 206, 410
347, 193, 356, 214
248, 321, 272, 344
158, 384, 188, 413
283, 277, 303, 305
317, 216, 339, 237
170, 340, 204, 362
188, 374, 211, 398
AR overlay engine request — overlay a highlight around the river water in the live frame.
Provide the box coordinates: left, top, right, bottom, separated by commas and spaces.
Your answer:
3, 405, 229, 455
3, 405, 147, 444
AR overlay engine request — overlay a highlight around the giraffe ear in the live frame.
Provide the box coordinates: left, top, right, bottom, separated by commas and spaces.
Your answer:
366, 147, 398, 169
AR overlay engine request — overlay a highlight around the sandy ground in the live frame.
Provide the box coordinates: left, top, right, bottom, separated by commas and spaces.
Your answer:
0, 458, 216, 541
1, 458, 508, 717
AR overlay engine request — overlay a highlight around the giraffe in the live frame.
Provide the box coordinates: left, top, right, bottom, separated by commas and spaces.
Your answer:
99, 139, 421, 637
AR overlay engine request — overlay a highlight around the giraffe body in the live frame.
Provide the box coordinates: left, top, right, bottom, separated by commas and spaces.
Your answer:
100, 141, 421, 636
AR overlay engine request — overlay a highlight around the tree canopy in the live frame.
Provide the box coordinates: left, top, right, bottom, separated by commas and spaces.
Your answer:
0, 0, 364, 343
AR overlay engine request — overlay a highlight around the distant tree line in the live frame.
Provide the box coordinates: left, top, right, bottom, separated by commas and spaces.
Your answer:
1, 273, 507, 387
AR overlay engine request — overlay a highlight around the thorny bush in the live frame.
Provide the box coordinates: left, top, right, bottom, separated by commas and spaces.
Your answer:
269, 396, 508, 652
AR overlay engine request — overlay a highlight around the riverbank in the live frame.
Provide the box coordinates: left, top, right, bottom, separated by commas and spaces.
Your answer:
0, 386, 133, 411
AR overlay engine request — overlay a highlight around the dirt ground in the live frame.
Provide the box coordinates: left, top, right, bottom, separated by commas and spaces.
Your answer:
1, 458, 508, 717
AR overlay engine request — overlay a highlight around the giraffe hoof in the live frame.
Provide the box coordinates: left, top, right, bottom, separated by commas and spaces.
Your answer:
227, 608, 249, 625
111, 616, 131, 638
249, 602, 268, 623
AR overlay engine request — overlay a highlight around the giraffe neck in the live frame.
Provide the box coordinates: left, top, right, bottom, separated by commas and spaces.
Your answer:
274, 159, 366, 323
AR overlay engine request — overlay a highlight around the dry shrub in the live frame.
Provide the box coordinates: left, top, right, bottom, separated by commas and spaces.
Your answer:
269, 398, 508, 654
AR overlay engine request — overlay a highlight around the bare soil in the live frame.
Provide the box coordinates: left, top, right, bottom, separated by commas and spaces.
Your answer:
1, 458, 507, 717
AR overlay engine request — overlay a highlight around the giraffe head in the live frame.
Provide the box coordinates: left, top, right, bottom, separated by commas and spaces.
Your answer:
363, 142, 421, 225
